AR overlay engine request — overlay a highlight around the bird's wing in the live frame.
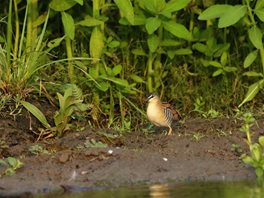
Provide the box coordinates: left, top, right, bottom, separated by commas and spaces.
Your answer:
162, 102, 181, 120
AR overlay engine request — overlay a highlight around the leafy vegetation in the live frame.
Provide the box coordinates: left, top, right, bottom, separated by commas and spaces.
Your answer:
0, 0, 264, 134
240, 113, 264, 180
0, 157, 23, 176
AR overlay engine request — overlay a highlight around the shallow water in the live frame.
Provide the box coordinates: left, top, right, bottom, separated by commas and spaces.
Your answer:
36, 181, 264, 198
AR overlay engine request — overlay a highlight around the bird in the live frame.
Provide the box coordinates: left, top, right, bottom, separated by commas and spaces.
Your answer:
146, 93, 181, 135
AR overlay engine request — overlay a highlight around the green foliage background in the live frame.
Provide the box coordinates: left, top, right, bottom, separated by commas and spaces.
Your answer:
0, 0, 264, 130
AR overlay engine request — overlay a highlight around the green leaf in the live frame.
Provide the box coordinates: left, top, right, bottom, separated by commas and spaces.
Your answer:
7, 157, 23, 169
49, 0, 76, 11
147, 34, 160, 52
220, 51, 227, 66
218, 5, 247, 28
61, 12, 75, 40
259, 136, 264, 147
208, 61, 222, 68
255, 0, 264, 9
255, 8, 264, 22
242, 155, 254, 165
90, 27, 104, 62
145, 17, 161, 34
192, 43, 208, 54
244, 50, 258, 68
140, 0, 166, 14
47, 36, 65, 50
251, 144, 262, 161
161, 39, 182, 47
248, 26, 263, 49
212, 69, 223, 77
0, 159, 7, 166
21, 101, 51, 129
223, 66, 237, 72
114, 0, 134, 24
243, 71, 263, 77
73, 0, 83, 5
198, 4, 232, 20
77, 16, 103, 27
96, 81, 110, 92
131, 48, 147, 56
256, 168, 264, 178
174, 48, 193, 55
163, 21, 192, 41
238, 79, 264, 107
112, 64, 122, 76
130, 74, 144, 83
163, 0, 191, 13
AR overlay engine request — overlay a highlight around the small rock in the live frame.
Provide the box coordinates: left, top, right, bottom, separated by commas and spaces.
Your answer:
59, 152, 71, 163
162, 157, 168, 162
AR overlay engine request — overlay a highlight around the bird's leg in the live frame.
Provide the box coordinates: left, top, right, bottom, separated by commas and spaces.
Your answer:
167, 127, 173, 136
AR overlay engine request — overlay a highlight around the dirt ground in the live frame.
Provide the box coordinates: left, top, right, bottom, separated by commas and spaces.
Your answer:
0, 109, 263, 197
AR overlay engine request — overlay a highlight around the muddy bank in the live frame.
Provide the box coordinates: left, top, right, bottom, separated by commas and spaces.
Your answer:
0, 116, 261, 196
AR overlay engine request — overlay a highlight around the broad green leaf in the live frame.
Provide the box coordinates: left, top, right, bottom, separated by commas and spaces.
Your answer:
114, 0, 134, 24
163, 0, 191, 13
131, 48, 147, 56
73, 0, 83, 5
77, 16, 103, 27
220, 51, 227, 66
244, 50, 258, 68
251, 144, 262, 161
208, 61, 222, 68
161, 39, 182, 47
198, 4, 232, 20
243, 71, 263, 77
218, 5, 247, 28
90, 27, 104, 62
242, 155, 254, 165
259, 136, 264, 147
255, 0, 264, 9
174, 48, 193, 55
212, 69, 223, 77
223, 66, 237, 72
248, 26, 263, 49
238, 79, 264, 107
255, 8, 264, 22
108, 40, 120, 48
49, 0, 76, 11
140, 0, 166, 14
192, 43, 208, 54
145, 17, 161, 34
119, 14, 145, 25
112, 64, 122, 76
61, 12, 75, 40
147, 34, 160, 52
21, 101, 51, 129
7, 157, 19, 168
130, 74, 144, 83
163, 21, 192, 41
256, 168, 264, 178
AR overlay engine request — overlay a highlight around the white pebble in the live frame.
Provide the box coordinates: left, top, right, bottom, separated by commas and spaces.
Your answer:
108, 149, 113, 154
163, 157, 168, 162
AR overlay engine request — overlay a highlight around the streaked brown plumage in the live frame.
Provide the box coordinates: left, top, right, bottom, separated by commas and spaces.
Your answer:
146, 93, 181, 135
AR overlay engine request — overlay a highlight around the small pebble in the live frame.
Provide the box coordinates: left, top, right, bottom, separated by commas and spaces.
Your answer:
163, 157, 168, 162
81, 171, 88, 175
108, 149, 113, 154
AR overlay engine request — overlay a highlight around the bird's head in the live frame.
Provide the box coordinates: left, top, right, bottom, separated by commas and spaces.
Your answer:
146, 93, 160, 103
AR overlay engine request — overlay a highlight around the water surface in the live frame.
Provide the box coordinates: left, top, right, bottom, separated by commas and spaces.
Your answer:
36, 181, 264, 198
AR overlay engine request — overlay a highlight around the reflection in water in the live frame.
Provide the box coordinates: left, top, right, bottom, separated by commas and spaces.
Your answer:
35, 181, 264, 198
149, 184, 170, 198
